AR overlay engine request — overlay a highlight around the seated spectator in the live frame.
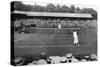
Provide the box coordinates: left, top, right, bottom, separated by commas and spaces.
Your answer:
40, 52, 47, 60
48, 56, 61, 64
27, 63, 34, 65
31, 61, 38, 65
84, 55, 90, 61
36, 59, 47, 65
66, 53, 79, 63
60, 56, 67, 63
71, 56, 79, 63
14, 57, 25, 66
80, 59, 87, 62
89, 54, 97, 61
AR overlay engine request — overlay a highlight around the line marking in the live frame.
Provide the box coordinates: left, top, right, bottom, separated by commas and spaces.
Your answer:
14, 36, 30, 41
14, 34, 36, 42
31, 28, 80, 30
55, 38, 73, 39
14, 44, 90, 48
14, 45, 76, 48
50, 29, 58, 39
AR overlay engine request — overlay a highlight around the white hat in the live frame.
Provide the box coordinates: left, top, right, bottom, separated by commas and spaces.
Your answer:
84, 56, 89, 58
14, 57, 25, 65
49, 56, 55, 59
66, 53, 73, 58
41, 52, 46, 55
27, 63, 33, 65
37, 59, 47, 65
32, 61, 38, 65
90, 54, 97, 60
81, 59, 87, 62
61, 56, 67, 61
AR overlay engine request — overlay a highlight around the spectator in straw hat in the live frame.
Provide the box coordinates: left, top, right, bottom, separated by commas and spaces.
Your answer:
14, 57, 25, 66
36, 59, 47, 65
81, 59, 87, 62
66, 53, 79, 63
40, 52, 47, 60
27, 63, 34, 65
66, 53, 73, 63
48, 56, 61, 64
47, 56, 55, 64
31, 61, 38, 65
71, 56, 79, 63
60, 56, 67, 63
84, 55, 90, 61
89, 54, 97, 61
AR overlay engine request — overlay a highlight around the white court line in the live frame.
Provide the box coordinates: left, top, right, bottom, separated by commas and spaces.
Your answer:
14, 30, 42, 42
14, 35, 30, 42
49, 29, 58, 39
35, 29, 42, 33
14, 45, 75, 48
31, 28, 80, 29
14, 44, 89, 48
49, 29, 73, 39
14, 34, 34, 42
55, 38, 73, 39
14, 38, 25, 41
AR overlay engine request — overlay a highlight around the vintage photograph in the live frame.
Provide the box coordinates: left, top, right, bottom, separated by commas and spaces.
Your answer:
11, 1, 97, 66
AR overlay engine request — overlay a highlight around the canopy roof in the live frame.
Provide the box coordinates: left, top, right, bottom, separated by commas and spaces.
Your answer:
12, 11, 92, 18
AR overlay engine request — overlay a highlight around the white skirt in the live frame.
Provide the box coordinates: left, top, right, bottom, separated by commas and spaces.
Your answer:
73, 37, 79, 44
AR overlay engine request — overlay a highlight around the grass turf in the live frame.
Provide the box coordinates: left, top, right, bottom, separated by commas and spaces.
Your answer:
14, 27, 97, 57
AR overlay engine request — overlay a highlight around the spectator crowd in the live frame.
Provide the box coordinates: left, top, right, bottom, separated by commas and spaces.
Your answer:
13, 18, 96, 33
13, 53, 97, 66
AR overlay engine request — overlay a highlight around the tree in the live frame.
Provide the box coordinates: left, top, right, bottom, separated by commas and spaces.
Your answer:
86, 8, 97, 19
30, 4, 45, 12
80, 8, 97, 19
14, 1, 32, 11
70, 5, 75, 12
61, 5, 73, 13
75, 7, 81, 13
55, 4, 62, 12
13, 1, 97, 19
46, 3, 56, 12
14, 1, 25, 11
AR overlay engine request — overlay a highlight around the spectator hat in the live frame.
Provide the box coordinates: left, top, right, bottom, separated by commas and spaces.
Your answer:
66, 53, 73, 59
61, 56, 67, 62
14, 57, 25, 66
41, 52, 46, 55
84, 56, 89, 58
89, 54, 97, 60
81, 59, 87, 62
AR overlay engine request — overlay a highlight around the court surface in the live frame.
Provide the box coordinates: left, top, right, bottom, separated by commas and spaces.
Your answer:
14, 27, 97, 57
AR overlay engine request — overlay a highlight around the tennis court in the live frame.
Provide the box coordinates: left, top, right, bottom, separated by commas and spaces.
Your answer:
14, 27, 97, 57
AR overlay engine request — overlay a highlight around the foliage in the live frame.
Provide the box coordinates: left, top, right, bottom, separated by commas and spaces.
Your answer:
13, 1, 97, 19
